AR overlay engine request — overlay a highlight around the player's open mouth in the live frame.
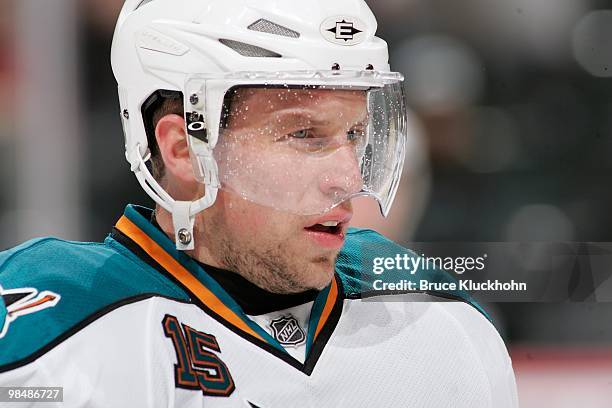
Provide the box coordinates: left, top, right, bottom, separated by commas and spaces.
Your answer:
305, 221, 342, 235
304, 213, 352, 250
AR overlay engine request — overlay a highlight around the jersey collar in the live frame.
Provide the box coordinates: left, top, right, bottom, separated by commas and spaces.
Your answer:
111, 205, 344, 374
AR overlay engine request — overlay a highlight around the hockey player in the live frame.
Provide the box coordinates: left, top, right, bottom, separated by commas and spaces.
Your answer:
0, 0, 518, 406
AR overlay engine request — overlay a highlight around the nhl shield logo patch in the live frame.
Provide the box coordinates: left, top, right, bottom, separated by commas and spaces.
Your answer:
269, 315, 306, 347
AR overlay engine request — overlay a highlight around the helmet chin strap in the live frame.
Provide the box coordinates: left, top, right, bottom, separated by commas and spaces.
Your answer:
127, 143, 219, 251
172, 201, 197, 251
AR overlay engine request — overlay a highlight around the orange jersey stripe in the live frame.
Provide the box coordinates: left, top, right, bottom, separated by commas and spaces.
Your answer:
116, 216, 265, 343
314, 278, 338, 341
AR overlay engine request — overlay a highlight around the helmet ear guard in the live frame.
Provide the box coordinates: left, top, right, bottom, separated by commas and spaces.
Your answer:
125, 141, 219, 251
123, 88, 220, 251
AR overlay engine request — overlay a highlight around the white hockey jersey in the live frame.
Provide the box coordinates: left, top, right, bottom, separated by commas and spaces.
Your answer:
0, 205, 518, 407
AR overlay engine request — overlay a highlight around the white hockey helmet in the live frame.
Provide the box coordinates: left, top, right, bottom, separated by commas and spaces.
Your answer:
111, 0, 408, 250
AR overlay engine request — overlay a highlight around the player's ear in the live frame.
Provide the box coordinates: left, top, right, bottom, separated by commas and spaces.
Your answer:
155, 114, 196, 184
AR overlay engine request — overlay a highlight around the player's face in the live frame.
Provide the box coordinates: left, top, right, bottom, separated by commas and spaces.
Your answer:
213, 88, 368, 215
200, 88, 367, 293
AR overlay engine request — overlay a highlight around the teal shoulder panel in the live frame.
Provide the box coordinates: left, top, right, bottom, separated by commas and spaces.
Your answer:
0, 236, 189, 368
337, 228, 489, 320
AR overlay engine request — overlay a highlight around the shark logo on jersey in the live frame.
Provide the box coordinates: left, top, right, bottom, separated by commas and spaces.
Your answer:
269, 315, 306, 347
0, 285, 61, 339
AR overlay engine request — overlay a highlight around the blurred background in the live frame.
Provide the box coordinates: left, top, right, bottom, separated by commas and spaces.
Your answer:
1, 0, 612, 405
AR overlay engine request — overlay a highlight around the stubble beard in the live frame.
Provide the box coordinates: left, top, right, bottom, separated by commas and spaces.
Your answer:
197, 204, 338, 294
217, 235, 336, 294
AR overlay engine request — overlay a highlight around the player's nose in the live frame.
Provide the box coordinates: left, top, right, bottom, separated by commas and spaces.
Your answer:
318, 145, 363, 200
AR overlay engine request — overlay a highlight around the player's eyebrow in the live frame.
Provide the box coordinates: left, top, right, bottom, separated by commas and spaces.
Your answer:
273, 109, 367, 127
268, 109, 332, 128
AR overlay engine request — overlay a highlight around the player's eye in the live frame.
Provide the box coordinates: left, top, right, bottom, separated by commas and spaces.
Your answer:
289, 129, 313, 139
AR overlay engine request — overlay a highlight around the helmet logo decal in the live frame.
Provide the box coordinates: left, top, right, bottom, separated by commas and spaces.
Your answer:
321, 16, 367, 46
328, 20, 362, 41
186, 111, 209, 143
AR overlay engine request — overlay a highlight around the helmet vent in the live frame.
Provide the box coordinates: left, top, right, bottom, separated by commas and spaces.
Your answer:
219, 39, 281, 58
248, 19, 300, 38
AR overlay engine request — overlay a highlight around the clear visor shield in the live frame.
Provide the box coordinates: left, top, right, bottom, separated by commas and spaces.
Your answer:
185, 71, 407, 217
